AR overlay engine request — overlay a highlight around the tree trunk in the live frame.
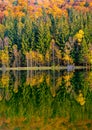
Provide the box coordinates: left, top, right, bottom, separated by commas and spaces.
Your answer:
58, 58, 60, 66
52, 43, 55, 66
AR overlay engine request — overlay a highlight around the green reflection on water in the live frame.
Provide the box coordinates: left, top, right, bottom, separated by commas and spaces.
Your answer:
0, 70, 92, 130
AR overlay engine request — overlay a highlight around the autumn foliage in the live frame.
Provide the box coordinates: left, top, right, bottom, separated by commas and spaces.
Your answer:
0, 0, 92, 67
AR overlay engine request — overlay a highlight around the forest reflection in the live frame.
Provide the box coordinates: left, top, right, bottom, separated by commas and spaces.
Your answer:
0, 70, 92, 130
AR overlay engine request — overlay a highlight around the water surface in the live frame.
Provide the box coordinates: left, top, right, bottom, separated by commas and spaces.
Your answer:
0, 70, 92, 130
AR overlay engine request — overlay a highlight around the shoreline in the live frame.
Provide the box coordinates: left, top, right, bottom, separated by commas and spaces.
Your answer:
0, 66, 90, 71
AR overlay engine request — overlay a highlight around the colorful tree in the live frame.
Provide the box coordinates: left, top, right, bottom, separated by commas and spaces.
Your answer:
1, 49, 9, 68
12, 44, 20, 67
75, 29, 84, 44
50, 39, 55, 66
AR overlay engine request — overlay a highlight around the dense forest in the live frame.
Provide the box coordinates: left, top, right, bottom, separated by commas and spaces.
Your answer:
0, 0, 92, 68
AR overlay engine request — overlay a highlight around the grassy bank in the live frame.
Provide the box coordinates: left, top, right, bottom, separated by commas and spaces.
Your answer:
0, 66, 90, 71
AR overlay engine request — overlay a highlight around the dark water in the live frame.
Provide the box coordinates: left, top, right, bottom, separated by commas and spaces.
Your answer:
0, 70, 92, 130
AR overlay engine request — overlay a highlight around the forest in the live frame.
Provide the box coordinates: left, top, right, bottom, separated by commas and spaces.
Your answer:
0, 0, 92, 68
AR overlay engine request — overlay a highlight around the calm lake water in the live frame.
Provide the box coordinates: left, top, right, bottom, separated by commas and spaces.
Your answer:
0, 70, 92, 130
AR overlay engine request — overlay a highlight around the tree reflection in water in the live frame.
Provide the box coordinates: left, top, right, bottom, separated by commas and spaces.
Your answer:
0, 70, 92, 130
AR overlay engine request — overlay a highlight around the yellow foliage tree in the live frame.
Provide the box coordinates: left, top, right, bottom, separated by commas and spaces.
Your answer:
75, 29, 84, 43
1, 50, 9, 67
0, 24, 6, 38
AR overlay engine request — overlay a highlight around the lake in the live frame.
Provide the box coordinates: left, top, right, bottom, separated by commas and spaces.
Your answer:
0, 70, 92, 130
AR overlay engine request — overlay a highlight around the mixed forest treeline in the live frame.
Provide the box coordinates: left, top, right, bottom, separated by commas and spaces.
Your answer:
0, 0, 92, 67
